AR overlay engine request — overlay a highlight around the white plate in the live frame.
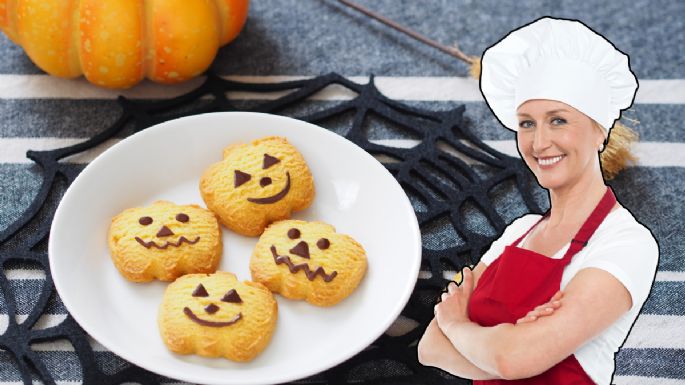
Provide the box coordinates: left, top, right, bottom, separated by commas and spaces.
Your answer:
49, 112, 422, 385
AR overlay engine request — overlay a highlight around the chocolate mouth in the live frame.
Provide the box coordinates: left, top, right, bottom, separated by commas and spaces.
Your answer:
270, 245, 337, 282
247, 172, 291, 204
183, 307, 242, 327
135, 236, 200, 249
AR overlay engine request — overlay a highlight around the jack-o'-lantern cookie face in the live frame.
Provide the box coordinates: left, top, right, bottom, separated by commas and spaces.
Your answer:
250, 220, 367, 307
108, 201, 222, 282
199, 136, 315, 236
158, 272, 278, 362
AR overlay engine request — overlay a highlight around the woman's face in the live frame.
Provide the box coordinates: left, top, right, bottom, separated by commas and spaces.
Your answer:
516, 99, 605, 190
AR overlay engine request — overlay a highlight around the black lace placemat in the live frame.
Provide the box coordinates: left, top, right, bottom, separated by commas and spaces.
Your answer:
0, 72, 544, 385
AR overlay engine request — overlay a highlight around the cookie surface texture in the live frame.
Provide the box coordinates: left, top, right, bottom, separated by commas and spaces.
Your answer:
158, 272, 278, 362
200, 136, 315, 236
250, 219, 367, 306
108, 200, 222, 282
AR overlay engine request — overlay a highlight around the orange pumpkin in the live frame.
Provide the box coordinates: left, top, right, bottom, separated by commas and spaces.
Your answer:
0, 0, 249, 88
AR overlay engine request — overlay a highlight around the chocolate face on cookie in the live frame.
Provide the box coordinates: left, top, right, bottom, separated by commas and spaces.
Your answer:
158, 272, 278, 362
235, 153, 291, 204
183, 282, 244, 327
250, 220, 367, 307
269, 227, 338, 283
134, 212, 199, 250
108, 201, 222, 282
200, 136, 315, 237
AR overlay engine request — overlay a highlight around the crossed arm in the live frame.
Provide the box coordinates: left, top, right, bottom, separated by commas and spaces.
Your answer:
417, 262, 632, 380
417, 263, 500, 380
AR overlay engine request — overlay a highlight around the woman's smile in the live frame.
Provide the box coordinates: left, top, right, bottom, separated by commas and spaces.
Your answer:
535, 154, 566, 168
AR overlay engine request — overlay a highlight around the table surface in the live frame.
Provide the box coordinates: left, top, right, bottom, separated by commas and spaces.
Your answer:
1, 1, 684, 384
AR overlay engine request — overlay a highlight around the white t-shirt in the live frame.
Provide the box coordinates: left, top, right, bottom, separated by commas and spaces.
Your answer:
479, 207, 659, 385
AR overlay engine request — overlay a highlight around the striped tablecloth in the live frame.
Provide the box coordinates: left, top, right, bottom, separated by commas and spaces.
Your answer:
1, 1, 684, 384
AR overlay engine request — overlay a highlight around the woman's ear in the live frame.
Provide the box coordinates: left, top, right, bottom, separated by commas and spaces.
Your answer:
591, 120, 608, 149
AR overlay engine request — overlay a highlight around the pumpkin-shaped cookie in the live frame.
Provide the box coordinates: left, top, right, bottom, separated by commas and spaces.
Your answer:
200, 136, 315, 236
108, 200, 222, 282
250, 220, 367, 306
158, 272, 278, 362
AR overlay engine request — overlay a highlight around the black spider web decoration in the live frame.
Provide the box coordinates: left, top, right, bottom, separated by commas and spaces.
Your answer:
0, 72, 544, 385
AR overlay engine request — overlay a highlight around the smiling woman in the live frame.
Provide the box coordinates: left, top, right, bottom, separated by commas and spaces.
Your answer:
418, 17, 659, 385
515, 100, 607, 194
517, 103, 639, 182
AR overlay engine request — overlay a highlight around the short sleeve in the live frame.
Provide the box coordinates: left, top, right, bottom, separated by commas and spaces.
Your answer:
579, 223, 659, 313
479, 214, 540, 266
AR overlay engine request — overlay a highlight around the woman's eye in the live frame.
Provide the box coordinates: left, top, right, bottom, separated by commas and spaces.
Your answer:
518, 120, 534, 129
551, 117, 567, 125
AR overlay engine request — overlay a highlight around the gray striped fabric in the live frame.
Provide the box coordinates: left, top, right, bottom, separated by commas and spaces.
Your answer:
1, 1, 684, 384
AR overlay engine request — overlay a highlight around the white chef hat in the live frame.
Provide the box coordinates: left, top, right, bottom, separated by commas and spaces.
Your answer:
479, 16, 638, 137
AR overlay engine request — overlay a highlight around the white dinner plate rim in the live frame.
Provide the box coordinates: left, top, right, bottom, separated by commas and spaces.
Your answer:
48, 111, 422, 385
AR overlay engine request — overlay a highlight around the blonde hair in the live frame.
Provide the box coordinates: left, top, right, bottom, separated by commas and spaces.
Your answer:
593, 115, 640, 180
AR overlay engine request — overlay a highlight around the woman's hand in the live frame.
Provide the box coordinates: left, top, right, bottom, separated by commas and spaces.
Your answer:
515, 290, 564, 324
434, 267, 474, 331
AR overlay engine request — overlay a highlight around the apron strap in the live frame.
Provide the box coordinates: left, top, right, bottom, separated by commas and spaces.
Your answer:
561, 186, 617, 262
511, 210, 551, 247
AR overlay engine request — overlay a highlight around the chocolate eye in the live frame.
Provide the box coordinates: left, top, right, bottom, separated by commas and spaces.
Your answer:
192, 284, 209, 297
176, 213, 189, 223
234, 170, 251, 188
221, 289, 242, 303
287, 228, 301, 239
139, 216, 153, 226
317, 238, 330, 250
263, 153, 280, 169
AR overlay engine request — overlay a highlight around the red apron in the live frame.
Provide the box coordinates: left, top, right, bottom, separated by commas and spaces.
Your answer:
468, 186, 616, 384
